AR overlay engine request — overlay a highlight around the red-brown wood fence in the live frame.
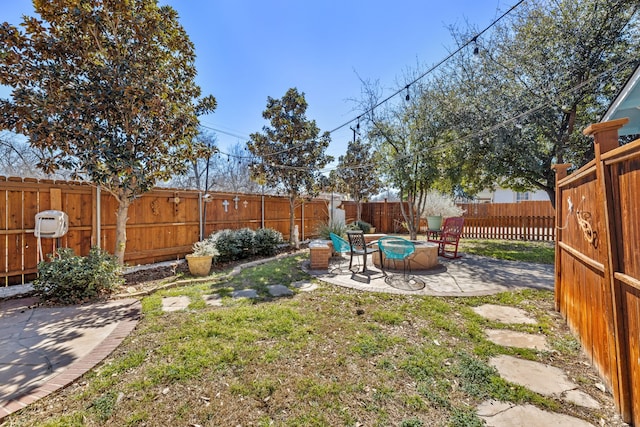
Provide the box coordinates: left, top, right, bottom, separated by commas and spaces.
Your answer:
341, 200, 555, 241
1, 177, 329, 286
555, 118, 640, 425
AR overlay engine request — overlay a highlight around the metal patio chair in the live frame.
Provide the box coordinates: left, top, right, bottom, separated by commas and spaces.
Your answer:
346, 230, 379, 273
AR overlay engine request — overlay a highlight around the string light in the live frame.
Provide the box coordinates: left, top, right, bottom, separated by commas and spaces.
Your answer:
212, 54, 635, 176
329, 0, 527, 134
201, 0, 527, 164
202, 0, 632, 180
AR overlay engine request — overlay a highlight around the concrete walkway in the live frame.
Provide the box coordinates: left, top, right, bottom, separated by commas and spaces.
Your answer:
0, 297, 140, 419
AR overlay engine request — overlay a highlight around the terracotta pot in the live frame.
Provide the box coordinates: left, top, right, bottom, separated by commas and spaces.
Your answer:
186, 254, 213, 276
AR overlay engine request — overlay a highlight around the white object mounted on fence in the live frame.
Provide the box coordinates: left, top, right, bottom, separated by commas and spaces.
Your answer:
34, 210, 69, 238
34, 210, 69, 262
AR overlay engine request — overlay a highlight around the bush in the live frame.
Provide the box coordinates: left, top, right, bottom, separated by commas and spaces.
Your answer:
210, 229, 243, 261
235, 228, 256, 253
316, 219, 347, 239
349, 220, 372, 234
211, 228, 283, 261
420, 191, 465, 218
34, 247, 123, 304
254, 228, 284, 256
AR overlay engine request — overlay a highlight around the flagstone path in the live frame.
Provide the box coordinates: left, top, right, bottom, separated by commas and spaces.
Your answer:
473, 304, 600, 427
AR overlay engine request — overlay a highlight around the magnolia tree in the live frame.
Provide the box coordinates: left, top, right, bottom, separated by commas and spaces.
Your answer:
0, 0, 216, 263
248, 88, 332, 244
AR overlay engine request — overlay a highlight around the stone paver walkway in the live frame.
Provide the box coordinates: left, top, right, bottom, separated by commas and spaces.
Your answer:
473, 303, 600, 427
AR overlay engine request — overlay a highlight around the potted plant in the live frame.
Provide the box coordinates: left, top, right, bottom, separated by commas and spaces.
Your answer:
420, 191, 465, 230
185, 238, 218, 276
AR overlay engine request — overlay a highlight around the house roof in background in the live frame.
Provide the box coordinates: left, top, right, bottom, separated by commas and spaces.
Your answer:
602, 63, 640, 136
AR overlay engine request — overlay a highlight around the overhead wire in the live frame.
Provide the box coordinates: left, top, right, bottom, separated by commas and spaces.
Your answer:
207, 0, 528, 164
248, 53, 638, 175
327, 0, 527, 134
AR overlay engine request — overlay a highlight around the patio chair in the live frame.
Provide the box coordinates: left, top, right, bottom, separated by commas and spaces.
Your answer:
346, 230, 379, 273
377, 236, 415, 277
427, 217, 464, 258
329, 232, 353, 273
377, 236, 425, 290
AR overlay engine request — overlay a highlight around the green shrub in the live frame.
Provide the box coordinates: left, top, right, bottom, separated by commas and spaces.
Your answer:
34, 247, 123, 304
210, 229, 243, 261
236, 228, 256, 254
254, 228, 284, 256
211, 228, 284, 261
316, 219, 347, 239
349, 220, 372, 234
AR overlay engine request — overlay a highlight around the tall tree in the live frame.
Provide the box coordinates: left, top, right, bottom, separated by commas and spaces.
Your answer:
333, 137, 381, 221
447, 0, 640, 205
248, 88, 332, 244
0, 0, 216, 263
209, 142, 263, 194
362, 79, 455, 240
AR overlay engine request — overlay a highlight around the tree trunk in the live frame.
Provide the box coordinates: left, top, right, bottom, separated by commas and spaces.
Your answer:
114, 197, 131, 265
288, 195, 296, 246
356, 199, 362, 222
399, 192, 418, 241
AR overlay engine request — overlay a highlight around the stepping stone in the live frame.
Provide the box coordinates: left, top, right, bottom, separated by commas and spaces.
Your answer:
477, 400, 596, 427
232, 289, 258, 299
291, 280, 318, 292
204, 294, 223, 307
473, 304, 537, 324
485, 329, 550, 351
563, 389, 601, 409
162, 296, 191, 312
267, 284, 293, 297
489, 355, 576, 396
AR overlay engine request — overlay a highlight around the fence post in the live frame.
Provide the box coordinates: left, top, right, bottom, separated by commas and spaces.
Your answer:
552, 163, 571, 311
583, 117, 630, 421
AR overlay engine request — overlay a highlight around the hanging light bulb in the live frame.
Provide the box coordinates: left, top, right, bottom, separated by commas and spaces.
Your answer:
472, 36, 479, 56
356, 116, 360, 130
405, 85, 410, 101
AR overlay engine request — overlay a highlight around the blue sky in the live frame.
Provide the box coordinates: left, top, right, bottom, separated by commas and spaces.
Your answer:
1, 0, 510, 165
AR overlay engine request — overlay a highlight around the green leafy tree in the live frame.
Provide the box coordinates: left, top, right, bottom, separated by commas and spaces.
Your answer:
447, 0, 640, 205
363, 79, 455, 240
333, 138, 381, 221
0, 0, 216, 263
248, 88, 332, 244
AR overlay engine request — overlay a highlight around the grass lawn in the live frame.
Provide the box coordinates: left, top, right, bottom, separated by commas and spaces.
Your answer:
458, 239, 555, 264
7, 244, 612, 427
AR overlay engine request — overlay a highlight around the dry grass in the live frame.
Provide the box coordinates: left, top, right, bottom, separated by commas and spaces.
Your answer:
3, 254, 622, 427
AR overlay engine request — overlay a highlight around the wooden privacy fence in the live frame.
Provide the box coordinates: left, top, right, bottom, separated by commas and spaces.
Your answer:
1, 177, 329, 286
341, 200, 555, 241
555, 118, 640, 425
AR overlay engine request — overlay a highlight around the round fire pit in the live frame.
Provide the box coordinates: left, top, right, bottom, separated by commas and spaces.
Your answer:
373, 240, 439, 271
